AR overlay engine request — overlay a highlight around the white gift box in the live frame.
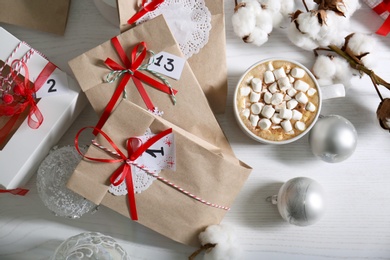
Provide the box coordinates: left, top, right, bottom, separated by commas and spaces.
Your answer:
0, 27, 86, 189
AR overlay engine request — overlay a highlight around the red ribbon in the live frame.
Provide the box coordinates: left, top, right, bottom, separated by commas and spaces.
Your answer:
0, 60, 56, 145
0, 188, 29, 196
373, 0, 390, 36
94, 37, 177, 135
75, 126, 173, 221
127, 0, 165, 25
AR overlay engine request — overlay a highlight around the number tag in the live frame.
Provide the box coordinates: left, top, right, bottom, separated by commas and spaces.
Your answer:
35, 68, 69, 99
147, 51, 185, 80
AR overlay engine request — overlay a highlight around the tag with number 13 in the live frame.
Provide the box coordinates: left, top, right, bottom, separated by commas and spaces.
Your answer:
148, 51, 185, 80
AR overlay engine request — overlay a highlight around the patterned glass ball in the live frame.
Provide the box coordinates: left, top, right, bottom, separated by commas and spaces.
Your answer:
36, 145, 96, 218
52, 232, 130, 260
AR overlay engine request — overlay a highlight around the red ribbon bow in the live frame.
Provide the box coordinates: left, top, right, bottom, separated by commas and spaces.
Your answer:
127, 0, 165, 25
373, 0, 390, 36
0, 60, 56, 145
75, 126, 173, 221
94, 37, 177, 135
0, 188, 29, 196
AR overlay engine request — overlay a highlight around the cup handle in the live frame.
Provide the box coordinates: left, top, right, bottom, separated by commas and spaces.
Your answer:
320, 84, 346, 100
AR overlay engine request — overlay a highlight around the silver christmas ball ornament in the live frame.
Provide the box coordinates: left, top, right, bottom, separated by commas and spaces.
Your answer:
269, 177, 326, 226
309, 115, 358, 163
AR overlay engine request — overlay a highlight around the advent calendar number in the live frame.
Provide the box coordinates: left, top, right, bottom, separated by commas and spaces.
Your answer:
47, 79, 57, 93
154, 55, 175, 72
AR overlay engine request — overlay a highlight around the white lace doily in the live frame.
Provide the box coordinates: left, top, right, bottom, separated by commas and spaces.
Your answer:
137, 0, 212, 59
108, 165, 159, 195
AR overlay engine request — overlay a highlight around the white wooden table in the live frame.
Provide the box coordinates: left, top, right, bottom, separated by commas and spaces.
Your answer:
1, 1, 390, 259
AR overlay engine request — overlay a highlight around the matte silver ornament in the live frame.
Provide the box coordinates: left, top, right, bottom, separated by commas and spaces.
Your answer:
269, 177, 326, 226
309, 115, 358, 163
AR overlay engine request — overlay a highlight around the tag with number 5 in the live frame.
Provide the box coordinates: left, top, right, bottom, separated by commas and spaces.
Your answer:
35, 68, 69, 99
147, 51, 185, 80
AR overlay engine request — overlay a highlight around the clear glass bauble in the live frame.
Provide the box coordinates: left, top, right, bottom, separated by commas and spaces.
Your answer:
36, 145, 96, 218
52, 232, 130, 260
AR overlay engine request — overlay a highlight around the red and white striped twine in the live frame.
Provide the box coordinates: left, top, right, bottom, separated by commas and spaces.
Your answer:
91, 140, 231, 211
0, 41, 35, 92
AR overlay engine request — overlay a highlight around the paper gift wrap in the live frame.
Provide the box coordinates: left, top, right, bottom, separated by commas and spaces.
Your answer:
0, 0, 71, 35
67, 100, 252, 245
0, 27, 86, 189
117, 0, 228, 113
69, 15, 233, 156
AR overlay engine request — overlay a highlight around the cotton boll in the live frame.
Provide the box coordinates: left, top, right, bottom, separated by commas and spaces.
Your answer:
314, 11, 349, 47
312, 55, 336, 79
287, 22, 319, 50
232, 3, 257, 38
199, 224, 239, 245
361, 53, 377, 69
279, 0, 296, 16
347, 33, 376, 55
257, 0, 281, 13
270, 11, 284, 27
296, 12, 321, 38
343, 0, 361, 18
255, 9, 274, 34
332, 56, 354, 88
200, 225, 242, 260
245, 27, 269, 46
243, 0, 263, 16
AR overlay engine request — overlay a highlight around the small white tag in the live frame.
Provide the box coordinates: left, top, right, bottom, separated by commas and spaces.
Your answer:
35, 68, 69, 99
147, 51, 185, 80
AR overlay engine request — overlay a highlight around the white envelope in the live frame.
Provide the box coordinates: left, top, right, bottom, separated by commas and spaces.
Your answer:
0, 27, 87, 189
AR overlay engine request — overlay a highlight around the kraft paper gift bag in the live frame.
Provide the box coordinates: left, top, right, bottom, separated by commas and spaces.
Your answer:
117, 0, 228, 114
69, 15, 233, 156
67, 100, 252, 245
0, 0, 71, 35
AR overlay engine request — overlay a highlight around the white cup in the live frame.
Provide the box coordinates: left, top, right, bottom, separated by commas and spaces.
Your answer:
233, 58, 345, 145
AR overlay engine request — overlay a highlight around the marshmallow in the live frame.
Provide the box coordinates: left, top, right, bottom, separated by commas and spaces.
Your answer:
266, 62, 274, 71
271, 93, 284, 105
264, 71, 275, 84
287, 99, 298, 109
261, 105, 275, 119
241, 108, 250, 118
264, 92, 272, 104
251, 78, 262, 92
292, 109, 303, 120
289, 75, 295, 83
258, 118, 272, 130
271, 113, 282, 124
281, 120, 293, 132
287, 87, 297, 97
306, 102, 316, 112
273, 67, 287, 80
294, 80, 310, 92
295, 92, 309, 104
274, 101, 286, 112
250, 91, 261, 102
290, 67, 306, 78
250, 115, 259, 127
279, 108, 293, 120
251, 102, 264, 114
268, 82, 278, 93
240, 86, 251, 96
245, 75, 254, 84
295, 121, 306, 131
307, 88, 317, 96
285, 95, 292, 101
277, 77, 292, 92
